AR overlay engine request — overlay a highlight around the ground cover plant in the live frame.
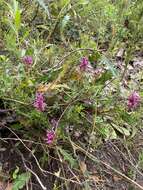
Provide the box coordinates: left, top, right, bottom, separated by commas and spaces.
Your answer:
0, 0, 143, 189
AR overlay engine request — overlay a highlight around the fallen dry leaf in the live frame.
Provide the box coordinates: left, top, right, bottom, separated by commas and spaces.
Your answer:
79, 161, 87, 174
89, 175, 104, 184
0, 181, 4, 189
113, 175, 122, 182
6, 183, 13, 190
0, 180, 13, 190
37, 83, 69, 93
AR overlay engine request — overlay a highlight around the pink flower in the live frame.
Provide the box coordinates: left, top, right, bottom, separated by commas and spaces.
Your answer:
22, 56, 33, 65
45, 131, 55, 144
79, 57, 89, 71
127, 91, 140, 110
34, 93, 46, 112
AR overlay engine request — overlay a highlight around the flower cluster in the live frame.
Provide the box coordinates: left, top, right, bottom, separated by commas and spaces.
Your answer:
45, 131, 55, 144
33, 93, 46, 112
79, 57, 89, 71
22, 56, 33, 65
127, 91, 140, 110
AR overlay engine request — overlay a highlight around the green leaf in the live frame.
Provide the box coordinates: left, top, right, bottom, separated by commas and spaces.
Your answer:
14, 9, 21, 31
12, 166, 19, 179
78, 0, 89, 5
61, 15, 70, 30
99, 124, 117, 140
59, 0, 70, 7
112, 123, 130, 136
12, 172, 31, 190
58, 148, 76, 168
96, 70, 113, 84
35, 0, 50, 18
11, 124, 23, 130
89, 52, 101, 64
101, 56, 117, 76
5, 0, 21, 32
13, 0, 18, 13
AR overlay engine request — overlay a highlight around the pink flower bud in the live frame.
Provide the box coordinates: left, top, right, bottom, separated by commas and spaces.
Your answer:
33, 93, 46, 112
127, 91, 140, 110
79, 57, 89, 71
22, 56, 33, 65
45, 131, 55, 144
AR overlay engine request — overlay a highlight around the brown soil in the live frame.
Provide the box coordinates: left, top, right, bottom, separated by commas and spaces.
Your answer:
1, 127, 143, 190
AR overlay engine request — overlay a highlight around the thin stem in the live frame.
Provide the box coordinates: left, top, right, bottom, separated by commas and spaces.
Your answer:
70, 140, 143, 190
